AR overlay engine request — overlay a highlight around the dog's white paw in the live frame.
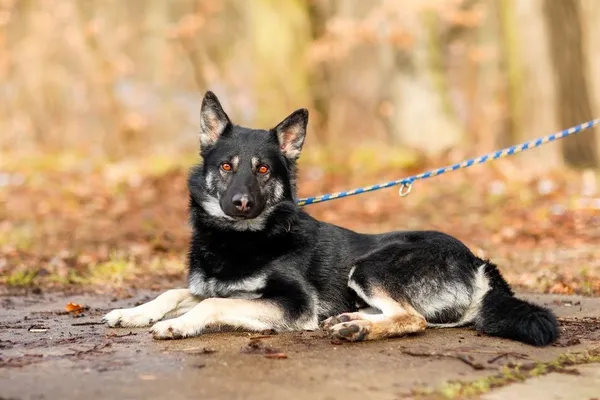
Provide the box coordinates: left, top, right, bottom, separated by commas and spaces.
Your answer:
103, 307, 163, 328
150, 318, 202, 340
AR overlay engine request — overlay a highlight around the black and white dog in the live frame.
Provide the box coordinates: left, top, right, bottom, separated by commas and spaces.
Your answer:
104, 92, 558, 346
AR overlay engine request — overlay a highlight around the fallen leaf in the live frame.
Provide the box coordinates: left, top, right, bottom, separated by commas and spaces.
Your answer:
65, 302, 87, 314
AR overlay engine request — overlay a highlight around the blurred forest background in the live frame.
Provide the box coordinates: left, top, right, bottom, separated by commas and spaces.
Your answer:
1, 0, 599, 295
1, 0, 599, 164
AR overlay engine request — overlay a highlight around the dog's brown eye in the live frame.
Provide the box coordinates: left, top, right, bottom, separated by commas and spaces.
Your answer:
221, 162, 232, 172
257, 165, 269, 174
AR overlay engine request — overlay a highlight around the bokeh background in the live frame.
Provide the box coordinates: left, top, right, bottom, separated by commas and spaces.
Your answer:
1, 0, 599, 295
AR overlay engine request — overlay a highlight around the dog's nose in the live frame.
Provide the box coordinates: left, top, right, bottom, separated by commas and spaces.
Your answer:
232, 194, 254, 213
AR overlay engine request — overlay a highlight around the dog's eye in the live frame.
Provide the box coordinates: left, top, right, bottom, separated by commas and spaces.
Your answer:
221, 162, 232, 172
257, 165, 269, 174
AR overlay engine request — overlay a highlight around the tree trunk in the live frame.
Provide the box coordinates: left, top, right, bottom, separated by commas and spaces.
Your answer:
580, 0, 600, 164
543, 0, 598, 168
498, 0, 562, 171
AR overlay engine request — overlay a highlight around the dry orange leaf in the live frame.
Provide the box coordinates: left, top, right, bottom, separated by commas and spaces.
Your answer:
65, 302, 85, 314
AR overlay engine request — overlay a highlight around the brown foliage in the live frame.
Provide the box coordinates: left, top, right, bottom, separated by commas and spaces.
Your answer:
0, 154, 598, 295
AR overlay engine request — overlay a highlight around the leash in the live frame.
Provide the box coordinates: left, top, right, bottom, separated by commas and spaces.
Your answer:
297, 118, 600, 207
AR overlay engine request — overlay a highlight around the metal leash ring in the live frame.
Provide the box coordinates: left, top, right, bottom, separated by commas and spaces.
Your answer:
398, 182, 412, 197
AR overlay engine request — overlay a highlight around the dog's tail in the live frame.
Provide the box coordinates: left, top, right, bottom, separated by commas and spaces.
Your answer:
474, 262, 559, 346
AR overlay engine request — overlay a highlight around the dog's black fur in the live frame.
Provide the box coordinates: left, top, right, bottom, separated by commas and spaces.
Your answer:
181, 91, 558, 346
104, 91, 558, 346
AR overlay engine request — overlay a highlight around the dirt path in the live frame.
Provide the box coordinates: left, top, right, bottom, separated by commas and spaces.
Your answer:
1, 291, 599, 400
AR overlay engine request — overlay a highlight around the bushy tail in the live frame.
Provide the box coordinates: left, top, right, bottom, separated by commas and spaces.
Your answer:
474, 264, 559, 346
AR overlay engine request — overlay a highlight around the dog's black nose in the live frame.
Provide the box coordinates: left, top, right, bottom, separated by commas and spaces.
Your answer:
232, 194, 254, 213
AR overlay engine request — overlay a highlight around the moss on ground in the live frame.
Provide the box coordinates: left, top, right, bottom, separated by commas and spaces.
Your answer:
411, 347, 600, 399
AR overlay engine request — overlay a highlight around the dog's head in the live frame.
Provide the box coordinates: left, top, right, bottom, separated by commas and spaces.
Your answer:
188, 91, 308, 231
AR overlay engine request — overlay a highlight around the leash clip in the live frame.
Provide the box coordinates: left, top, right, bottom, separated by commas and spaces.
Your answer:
398, 182, 412, 197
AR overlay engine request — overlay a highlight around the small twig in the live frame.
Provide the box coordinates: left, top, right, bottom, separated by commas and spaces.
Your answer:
452, 348, 530, 358
72, 322, 105, 326
456, 355, 484, 370
106, 331, 136, 338
248, 334, 277, 340
400, 349, 486, 370
265, 353, 288, 359
402, 350, 438, 357
68, 342, 112, 356
487, 353, 509, 364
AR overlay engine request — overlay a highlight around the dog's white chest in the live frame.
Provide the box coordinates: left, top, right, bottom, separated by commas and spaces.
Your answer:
189, 270, 267, 300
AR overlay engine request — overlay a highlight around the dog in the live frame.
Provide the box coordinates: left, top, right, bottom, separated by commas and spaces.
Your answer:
103, 91, 558, 346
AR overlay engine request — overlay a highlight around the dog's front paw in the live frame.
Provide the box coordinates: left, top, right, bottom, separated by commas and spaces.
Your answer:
103, 307, 162, 328
150, 318, 201, 340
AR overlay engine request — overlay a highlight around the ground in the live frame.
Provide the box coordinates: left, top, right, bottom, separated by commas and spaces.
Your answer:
1, 153, 599, 399
0, 291, 599, 399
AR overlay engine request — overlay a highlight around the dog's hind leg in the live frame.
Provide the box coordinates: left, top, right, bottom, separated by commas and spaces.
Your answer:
323, 268, 426, 342
103, 289, 202, 327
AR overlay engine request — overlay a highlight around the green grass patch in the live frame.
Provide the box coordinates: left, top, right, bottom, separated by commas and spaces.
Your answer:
62, 251, 136, 286
0, 225, 35, 250
86, 252, 136, 285
411, 348, 600, 399
6, 270, 37, 287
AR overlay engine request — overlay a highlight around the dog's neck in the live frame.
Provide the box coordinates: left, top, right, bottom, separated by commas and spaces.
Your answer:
187, 196, 300, 278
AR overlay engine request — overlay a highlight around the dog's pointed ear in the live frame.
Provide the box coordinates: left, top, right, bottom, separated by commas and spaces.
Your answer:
272, 109, 308, 161
199, 91, 231, 148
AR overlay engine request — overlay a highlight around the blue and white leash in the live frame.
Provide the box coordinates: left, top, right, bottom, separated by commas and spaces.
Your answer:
297, 118, 600, 207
